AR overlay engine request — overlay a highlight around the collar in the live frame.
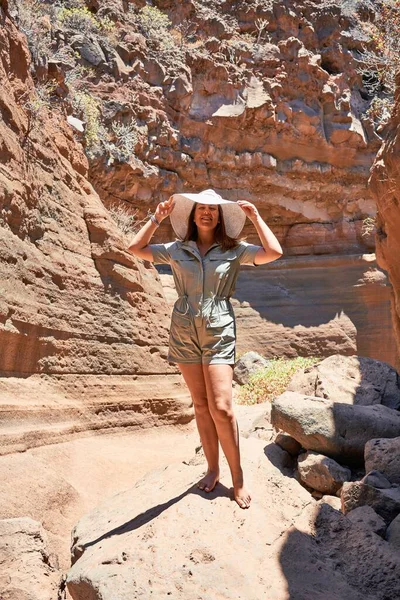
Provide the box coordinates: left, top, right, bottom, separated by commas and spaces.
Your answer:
180, 240, 220, 258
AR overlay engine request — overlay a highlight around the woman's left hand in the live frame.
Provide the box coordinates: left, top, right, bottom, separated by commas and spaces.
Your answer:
237, 200, 259, 222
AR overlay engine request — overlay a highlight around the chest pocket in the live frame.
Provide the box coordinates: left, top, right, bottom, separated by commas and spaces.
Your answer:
208, 253, 237, 277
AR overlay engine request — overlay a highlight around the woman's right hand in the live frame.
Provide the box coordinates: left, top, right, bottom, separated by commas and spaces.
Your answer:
154, 196, 175, 222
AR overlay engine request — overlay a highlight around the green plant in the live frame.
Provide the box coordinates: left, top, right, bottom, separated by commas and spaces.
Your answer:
108, 120, 140, 163
136, 6, 184, 67
137, 6, 171, 37
57, 5, 115, 35
71, 91, 101, 154
236, 356, 320, 405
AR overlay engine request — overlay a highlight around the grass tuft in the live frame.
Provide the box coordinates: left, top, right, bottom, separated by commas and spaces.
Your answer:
236, 356, 320, 405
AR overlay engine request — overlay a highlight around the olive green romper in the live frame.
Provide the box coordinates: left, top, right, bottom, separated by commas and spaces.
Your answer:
151, 240, 261, 365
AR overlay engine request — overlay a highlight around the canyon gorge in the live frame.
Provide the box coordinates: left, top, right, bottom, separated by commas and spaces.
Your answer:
1, 0, 400, 598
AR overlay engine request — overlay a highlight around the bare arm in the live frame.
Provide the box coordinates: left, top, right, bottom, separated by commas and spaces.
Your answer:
237, 200, 283, 265
127, 197, 175, 261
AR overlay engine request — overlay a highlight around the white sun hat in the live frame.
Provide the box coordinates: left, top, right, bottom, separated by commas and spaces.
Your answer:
170, 189, 246, 240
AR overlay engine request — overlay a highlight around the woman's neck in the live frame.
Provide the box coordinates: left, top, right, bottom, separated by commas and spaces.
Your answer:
197, 231, 215, 246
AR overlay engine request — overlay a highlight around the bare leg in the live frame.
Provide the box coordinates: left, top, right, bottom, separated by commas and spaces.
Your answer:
178, 364, 220, 492
203, 364, 251, 509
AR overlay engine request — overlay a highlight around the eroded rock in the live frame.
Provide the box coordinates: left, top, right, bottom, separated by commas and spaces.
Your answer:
297, 451, 351, 494
365, 437, 400, 484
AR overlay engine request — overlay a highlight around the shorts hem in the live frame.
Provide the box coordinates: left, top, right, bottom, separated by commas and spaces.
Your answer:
168, 356, 235, 365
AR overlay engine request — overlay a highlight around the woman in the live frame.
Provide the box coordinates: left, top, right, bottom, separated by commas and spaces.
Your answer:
128, 189, 282, 509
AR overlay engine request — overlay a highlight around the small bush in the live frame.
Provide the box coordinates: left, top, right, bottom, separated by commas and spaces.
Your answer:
108, 203, 150, 236
236, 356, 320, 405
137, 6, 171, 38
57, 6, 115, 35
71, 91, 101, 154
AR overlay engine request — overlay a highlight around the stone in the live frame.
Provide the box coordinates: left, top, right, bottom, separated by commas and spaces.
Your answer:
347, 506, 387, 537
297, 451, 351, 494
271, 391, 400, 464
70, 35, 107, 67
275, 432, 302, 456
362, 470, 392, 489
341, 481, 400, 523
233, 351, 269, 385
385, 514, 400, 551
288, 354, 400, 410
0, 517, 60, 599
66, 437, 400, 600
365, 437, 400, 484
66, 437, 312, 599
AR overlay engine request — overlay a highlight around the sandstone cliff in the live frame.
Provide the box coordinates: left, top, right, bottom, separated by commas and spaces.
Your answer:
370, 74, 400, 360
0, 9, 192, 455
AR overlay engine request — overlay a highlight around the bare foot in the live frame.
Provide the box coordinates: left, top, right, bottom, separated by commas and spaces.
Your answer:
233, 480, 251, 509
197, 470, 219, 493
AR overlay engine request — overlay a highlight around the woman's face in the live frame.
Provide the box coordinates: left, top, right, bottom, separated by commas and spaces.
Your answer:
193, 203, 219, 232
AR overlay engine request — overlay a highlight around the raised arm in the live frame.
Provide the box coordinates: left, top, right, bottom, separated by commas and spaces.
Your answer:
237, 200, 283, 265
127, 197, 175, 261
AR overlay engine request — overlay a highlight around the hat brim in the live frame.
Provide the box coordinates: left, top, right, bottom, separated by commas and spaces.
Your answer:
170, 192, 246, 240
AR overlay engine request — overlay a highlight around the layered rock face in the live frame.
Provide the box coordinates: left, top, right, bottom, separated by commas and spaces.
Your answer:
75, 0, 395, 364
0, 12, 192, 454
370, 79, 400, 359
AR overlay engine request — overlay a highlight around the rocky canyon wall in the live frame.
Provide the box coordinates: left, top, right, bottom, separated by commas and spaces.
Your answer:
370, 74, 400, 361
79, 0, 394, 364
0, 10, 192, 455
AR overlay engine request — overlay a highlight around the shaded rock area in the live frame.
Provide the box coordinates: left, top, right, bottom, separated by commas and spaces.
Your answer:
370, 71, 400, 360
0, 10, 192, 457
66, 437, 400, 600
271, 355, 400, 462
267, 354, 400, 566
0, 517, 60, 600
365, 437, 400, 484
160, 253, 397, 364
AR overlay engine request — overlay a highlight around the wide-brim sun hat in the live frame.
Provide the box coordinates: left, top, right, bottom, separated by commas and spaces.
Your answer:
170, 189, 246, 240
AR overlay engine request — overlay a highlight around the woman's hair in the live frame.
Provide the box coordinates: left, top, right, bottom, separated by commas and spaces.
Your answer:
183, 205, 239, 251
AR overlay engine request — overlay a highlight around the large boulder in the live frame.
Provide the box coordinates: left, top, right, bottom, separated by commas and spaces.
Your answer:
365, 437, 400, 484
66, 436, 400, 600
288, 355, 400, 410
271, 391, 400, 464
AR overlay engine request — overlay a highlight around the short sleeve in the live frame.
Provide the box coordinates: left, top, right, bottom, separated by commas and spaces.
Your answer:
238, 241, 262, 266
149, 242, 174, 265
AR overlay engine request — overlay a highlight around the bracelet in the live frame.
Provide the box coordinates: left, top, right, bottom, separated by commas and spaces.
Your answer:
150, 214, 160, 227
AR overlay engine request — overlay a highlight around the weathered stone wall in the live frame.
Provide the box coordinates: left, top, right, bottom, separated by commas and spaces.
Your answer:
369, 75, 400, 359
0, 11, 192, 454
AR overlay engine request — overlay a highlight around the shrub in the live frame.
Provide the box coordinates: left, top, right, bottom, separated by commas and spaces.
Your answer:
71, 91, 101, 154
137, 6, 171, 38
107, 203, 150, 236
57, 6, 115, 35
236, 356, 320, 405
